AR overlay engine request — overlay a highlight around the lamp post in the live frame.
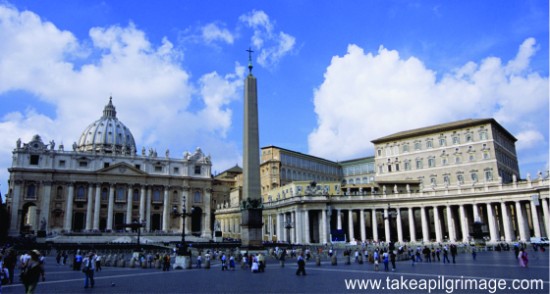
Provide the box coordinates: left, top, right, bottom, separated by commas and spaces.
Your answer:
172, 196, 194, 256
385, 203, 398, 249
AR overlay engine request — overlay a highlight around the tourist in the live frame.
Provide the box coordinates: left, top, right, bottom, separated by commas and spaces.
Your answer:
373, 250, 379, 271
82, 252, 96, 288
250, 256, 259, 273
450, 244, 458, 263
471, 246, 477, 260
382, 250, 389, 271
196, 254, 202, 268
390, 250, 396, 272
3, 250, 16, 284
95, 254, 102, 271
296, 254, 306, 276
518, 248, 528, 268
442, 246, 450, 264
162, 254, 170, 271
20, 250, 45, 294
74, 251, 83, 271
229, 255, 236, 271
220, 253, 227, 271
257, 253, 265, 272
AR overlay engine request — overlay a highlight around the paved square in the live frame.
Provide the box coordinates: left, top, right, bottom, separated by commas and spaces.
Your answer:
2, 249, 548, 293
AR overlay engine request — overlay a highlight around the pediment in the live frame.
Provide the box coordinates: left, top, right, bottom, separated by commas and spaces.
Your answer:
98, 162, 147, 176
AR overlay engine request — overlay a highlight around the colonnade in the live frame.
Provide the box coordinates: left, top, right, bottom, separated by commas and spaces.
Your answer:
258, 197, 550, 245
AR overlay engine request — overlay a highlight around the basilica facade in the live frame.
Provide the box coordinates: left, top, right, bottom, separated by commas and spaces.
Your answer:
6, 98, 213, 239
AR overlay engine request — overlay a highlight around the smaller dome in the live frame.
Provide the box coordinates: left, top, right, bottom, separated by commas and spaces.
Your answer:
76, 97, 136, 154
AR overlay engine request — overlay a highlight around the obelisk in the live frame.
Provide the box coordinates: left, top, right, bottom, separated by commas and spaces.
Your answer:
240, 48, 263, 248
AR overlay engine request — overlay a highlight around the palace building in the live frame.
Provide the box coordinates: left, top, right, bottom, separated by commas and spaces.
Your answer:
215, 120, 549, 245
6, 98, 214, 241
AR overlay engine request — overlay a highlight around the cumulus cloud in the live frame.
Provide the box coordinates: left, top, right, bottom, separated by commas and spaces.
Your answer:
239, 10, 295, 68
201, 22, 234, 45
0, 4, 244, 184
308, 39, 548, 164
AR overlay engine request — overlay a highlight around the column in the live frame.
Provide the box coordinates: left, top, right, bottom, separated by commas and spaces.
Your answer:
348, 209, 355, 242
40, 182, 52, 233
146, 188, 152, 231
162, 188, 170, 232
372, 209, 378, 242
472, 203, 480, 222
85, 185, 94, 231
337, 209, 342, 230
542, 198, 550, 237
93, 185, 101, 231
139, 186, 146, 223
303, 210, 310, 244
446, 205, 456, 242
276, 213, 282, 241
106, 184, 114, 231
408, 207, 416, 242
360, 209, 366, 242
384, 208, 390, 243
203, 188, 212, 237
500, 202, 512, 242
126, 186, 133, 229
421, 206, 429, 242
295, 209, 302, 244
515, 201, 527, 241
321, 209, 327, 244
290, 212, 296, 244
396, 208, 403, 243
459, 205, 470, 242
530, 200, 541, 237
486, 203, 498, 242
63, 184, 74, 232
182, 188, 191, 233
433, 206, 442, 242
8, 181, 22, 235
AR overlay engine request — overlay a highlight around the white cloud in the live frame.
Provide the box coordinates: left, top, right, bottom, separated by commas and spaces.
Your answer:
308, 39, 549, 166
239, 10, 295, 68
0, 4, 244, 186
201, 23, 234, 45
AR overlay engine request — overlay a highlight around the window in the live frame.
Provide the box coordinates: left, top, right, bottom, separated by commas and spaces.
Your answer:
457, 174, 464, 185
194, 165, 201, 175
173, 167, 180, 174
101, 188, 109, 201
154, 166, 162, 172
455, 156, 461, 164
441, 158, 448, 166
414, 141, 421, 150
465, 133, 473, 142
59, 160, 66, 167
56, 186, 63, 199
395, 164, 400, 171
172, 191, 179, 203
415, 159, 423, 169
483, 152, 490, 160
116, 187, 126, 202
153, 189, 161, 202
439, 138, 446, 146
378, 165, 384, 174
452, 136, 460, 144
402, 144, 409, 152
135, 164, 141, 170
76, 186, 86, 200
404, 160, 411, 171
194, 191, 202, 203
426, 140, 433, 149
479, 131, 488, 140
388, 165, 392, 172
30, 155, 39, 165
485, 170, 493, 181
79, 161, 88, 167
471, 173, 478, 182
103, 162, 110, 168
133, 189, 140, 202
377, 149, 382, 156
469, 154, 475, 161
430, 178, 437, 186
26, 184, 37, 199
443, 175, 450, 185
428, 157, 436, 168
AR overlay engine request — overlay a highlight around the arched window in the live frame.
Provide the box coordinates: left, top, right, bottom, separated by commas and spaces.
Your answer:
152, 189, 161, 202
457, 174, 464, 185
133, 189, 140, 202
56, 186, 64, 199
116, 187, 126, 202
194, 191, 202, 203
101, 188, 108, 201
76, 186, 86, 200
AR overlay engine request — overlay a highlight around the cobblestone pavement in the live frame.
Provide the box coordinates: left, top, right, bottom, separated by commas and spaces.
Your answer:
2, 249, 548, 293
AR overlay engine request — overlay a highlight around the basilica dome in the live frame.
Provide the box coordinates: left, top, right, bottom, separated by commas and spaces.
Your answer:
76, 97, 136, 154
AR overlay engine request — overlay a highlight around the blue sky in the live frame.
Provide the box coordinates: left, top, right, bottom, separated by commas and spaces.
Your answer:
0, 0, 548, 194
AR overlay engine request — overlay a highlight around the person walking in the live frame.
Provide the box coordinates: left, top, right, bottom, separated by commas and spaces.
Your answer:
196, 255, 202, 268
442, 246, 450, 264
471, 246, 477, 260
82, 252, 96, 288
3, 250, 16, 285
296, 254, 306, 276
450, 244, 458, 263
20, 250, 45, 294
518, 248, 528, 268
382, 250, 389, 272
95, 254, 102, 271
390, 250, 396, 272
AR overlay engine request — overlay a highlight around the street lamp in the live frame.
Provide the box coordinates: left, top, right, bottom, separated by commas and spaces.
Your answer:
172, 196, 194, 256
385, 203, 398, 249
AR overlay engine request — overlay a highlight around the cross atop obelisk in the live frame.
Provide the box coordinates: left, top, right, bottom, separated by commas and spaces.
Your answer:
246, 47, 254, 74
